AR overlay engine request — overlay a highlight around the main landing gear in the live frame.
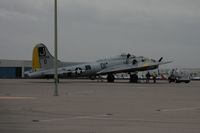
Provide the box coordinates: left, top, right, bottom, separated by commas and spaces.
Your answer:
107, 73, 115, 82
129, 73, 138, 83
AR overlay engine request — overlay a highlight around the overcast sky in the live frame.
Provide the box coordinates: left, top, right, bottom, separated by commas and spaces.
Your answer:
0, 0, 200, 68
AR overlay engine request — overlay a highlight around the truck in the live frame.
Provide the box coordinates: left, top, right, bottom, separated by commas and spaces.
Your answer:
168, 69, 191, 83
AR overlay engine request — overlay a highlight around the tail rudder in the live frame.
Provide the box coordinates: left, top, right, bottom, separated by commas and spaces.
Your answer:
32, 43, 55, 70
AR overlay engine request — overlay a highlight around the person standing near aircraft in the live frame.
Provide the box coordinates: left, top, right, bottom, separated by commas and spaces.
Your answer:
146, 71, 151, 83
152, 72, 157, 83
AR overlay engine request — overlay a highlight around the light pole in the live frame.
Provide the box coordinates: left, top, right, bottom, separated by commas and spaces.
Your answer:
54, 0, 58, 96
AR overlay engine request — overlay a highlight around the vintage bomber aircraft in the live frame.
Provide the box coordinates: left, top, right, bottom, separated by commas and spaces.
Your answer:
25, 43, 172, 82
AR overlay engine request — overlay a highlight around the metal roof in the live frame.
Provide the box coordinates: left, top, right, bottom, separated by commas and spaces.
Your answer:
0, 59, 31, 67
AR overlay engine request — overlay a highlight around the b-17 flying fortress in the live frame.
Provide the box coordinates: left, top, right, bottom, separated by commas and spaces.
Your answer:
25, 43, 172, 83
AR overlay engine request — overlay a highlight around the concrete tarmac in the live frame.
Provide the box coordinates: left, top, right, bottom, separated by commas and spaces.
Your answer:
0, 79, 200, 133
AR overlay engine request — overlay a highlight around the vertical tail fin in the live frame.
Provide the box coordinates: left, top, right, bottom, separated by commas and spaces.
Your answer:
32, 43, 56, 70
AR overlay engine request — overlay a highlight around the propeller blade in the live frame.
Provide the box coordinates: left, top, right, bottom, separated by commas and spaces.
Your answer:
158, 57, 163, 62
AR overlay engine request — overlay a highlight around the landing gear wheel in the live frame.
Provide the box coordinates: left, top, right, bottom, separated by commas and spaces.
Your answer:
107, 74, 115, 83
89, 75, 96, 80
175, 79, 180, 83
129, 74, 138, 83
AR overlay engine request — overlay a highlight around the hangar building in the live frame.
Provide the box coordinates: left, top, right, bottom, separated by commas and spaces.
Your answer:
0, 59, 31, 78
1, 59, 200, 79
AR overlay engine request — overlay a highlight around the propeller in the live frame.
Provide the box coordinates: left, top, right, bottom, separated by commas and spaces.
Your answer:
158, 57, 163, 62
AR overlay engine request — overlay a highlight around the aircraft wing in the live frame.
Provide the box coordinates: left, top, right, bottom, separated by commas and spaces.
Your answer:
97, 61, 172, 75
157, 61, 172, 65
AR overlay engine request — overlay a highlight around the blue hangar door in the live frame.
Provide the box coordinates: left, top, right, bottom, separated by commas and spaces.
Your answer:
0, 67, 22, 78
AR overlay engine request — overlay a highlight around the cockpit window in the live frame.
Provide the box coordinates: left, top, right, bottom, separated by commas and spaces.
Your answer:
132, 59, 137, 65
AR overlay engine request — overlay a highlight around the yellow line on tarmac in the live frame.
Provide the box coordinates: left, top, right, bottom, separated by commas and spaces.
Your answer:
0, 96, 36, 100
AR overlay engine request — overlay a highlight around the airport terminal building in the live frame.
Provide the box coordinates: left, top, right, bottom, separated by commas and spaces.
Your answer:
0, 59, 31, 78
